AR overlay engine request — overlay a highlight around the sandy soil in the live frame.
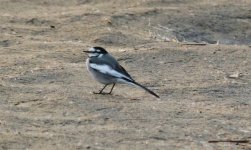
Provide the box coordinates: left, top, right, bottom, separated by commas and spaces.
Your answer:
0, 0, 250, 149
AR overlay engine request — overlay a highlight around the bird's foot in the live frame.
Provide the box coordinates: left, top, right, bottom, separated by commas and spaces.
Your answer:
92, 91, 112, 95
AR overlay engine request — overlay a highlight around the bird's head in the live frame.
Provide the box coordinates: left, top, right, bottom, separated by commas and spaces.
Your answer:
83, 47, 108, 57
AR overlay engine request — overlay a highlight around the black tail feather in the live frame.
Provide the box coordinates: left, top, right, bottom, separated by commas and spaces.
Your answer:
131, 81, 159, 98
120, 77, 159, 98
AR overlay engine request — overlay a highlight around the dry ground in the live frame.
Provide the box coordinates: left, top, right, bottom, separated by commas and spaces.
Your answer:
0, 0, 251, 149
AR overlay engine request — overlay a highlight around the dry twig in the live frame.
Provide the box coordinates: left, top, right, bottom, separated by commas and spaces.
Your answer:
181, 42, 207, 46
208, 140, 249, 144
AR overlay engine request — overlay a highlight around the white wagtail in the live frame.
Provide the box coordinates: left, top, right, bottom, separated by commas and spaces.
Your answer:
83, 47, 159, 98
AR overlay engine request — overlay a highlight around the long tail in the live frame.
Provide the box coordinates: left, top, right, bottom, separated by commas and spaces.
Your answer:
121, 77, 159, 98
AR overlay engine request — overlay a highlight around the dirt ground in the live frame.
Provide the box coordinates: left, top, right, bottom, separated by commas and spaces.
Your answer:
0, 0, 251, 149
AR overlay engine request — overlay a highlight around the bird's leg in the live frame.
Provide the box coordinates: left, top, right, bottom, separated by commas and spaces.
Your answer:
93, 84, 116, 95
108, 83, 116, 94
93, 84, 108, 94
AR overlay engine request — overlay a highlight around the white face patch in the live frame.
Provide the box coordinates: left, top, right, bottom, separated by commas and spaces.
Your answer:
98, 54, 103, 58
89, 47, 95, 52
89, 63, 131, 80
88, 52, 99, 57
88, 47, 99, 57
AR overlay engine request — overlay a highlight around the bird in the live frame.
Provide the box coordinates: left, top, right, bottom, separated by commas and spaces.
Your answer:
83, 46, 159, 98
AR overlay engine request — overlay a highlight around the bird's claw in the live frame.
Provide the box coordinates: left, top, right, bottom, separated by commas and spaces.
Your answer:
92, 91, 112, 95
